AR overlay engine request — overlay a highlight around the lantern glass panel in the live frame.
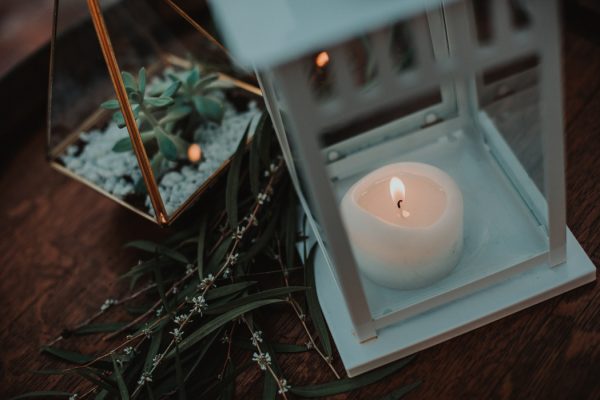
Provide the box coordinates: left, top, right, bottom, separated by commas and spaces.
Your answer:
269, 6, 551, 325
48, 0, 261, 223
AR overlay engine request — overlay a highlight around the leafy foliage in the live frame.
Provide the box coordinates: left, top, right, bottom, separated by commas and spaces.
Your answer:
18, 112, 419, 399
101, 66, 226, 191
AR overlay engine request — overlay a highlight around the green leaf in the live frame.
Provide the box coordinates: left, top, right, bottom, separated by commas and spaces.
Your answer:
9, 392, 73, 399
194, 73, 220, 90
138, 67, 146, 95
204, 281, 257, 301
41, 346, 111, 369
162, 81, 182, 98
305, 244, 332, 359
186, 67, 200, 86
155, 130, 179, 161
154, 265, 170, 313
112, 131, 154, 153
284, 190, 297, 270
377, 381, 422, 400
290, 356, 416, 398
168, 299, 284, 356
196, 213, 207, 279
226, 122, 250, 230
205, 286, 305, 315
72, 322, 128, 335
144, 330, 163, 371
125, 240, 189, 264
145, 96, 174, 108
205, 236, 232, 275
184, 329, 222, 382
159, 105, 192, 125
262, 372, 278, 400
121, 71, 138, 92
248, 112, 268, 197
192, 96, 224, 123
233, 339, 308, 353
174, 345, 187, 400
111, 354, 130, 400
112, 111, 125, 128
221, 361, 235, 400
101, 99, 121, 110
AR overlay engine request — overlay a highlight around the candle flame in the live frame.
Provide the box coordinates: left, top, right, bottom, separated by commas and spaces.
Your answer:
390, 177, 405, 208
315, 51, 330, 68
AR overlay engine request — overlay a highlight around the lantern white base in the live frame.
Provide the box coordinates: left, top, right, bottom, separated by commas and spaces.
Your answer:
313, 228, 595, 377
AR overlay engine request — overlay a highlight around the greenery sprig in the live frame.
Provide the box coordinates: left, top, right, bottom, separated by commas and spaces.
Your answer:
16, 112, 419, 400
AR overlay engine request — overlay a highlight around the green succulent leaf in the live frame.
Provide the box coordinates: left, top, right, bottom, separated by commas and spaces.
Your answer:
155, 130, 179, 161
186, 67, 200, 86
121, 71, 138, 93
100, 99, 120, 110
162, 81, 182, 98
145, 96, 174, 108
138, 67, 147, 95
112, 131, 154, 153
159, 105, 192, 125
194, 73, 219, 90
112, 111, 125, 128
192, 96, 224, 123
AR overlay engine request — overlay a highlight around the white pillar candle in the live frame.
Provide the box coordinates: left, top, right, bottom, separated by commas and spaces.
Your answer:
340, 162, 463, 290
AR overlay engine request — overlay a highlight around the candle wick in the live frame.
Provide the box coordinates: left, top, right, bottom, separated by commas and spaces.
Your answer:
397, 199, 403, 209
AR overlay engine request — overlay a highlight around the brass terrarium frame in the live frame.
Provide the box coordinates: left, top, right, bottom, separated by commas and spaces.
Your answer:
47, 0, 262, 226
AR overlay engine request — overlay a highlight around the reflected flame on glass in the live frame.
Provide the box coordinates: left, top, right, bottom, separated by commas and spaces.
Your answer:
390, 176, 406, 207
187, 143, 202, 163
315, 51, 330, 68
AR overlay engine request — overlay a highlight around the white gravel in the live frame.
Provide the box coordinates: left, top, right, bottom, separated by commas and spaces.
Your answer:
60, 94, 260, 216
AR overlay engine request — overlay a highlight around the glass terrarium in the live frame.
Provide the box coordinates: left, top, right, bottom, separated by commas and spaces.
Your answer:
47, 0, 262, 225
208, 0, 596, 376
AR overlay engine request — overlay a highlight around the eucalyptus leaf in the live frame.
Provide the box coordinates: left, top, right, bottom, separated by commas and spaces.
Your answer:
196, 213, 207, 279
226, 122, 250, 229
111, 354, 130, 400
125, 240, 188, 264
205, 286, 305, 315
167, 299, 284, 356
290, 356, 416, 397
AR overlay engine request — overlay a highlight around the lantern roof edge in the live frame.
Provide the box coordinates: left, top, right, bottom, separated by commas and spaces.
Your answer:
207, 0, 454, 69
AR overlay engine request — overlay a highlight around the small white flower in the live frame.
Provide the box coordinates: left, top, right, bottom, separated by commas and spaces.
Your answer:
298, 313, 306, 321
228, 253, 239, 265
199, 274, 216, 290
137, 370, 153, 386
173, 314, 188, 325
232, 225, 246, 240
252, 352, 272, 370
152, 355, 162, 367
305, 341, 314, 350
257, 192, 269, 205
155, 306, 164, 317
250, 330, 263, 346
191, 295, 208, 315
69, 394, 78, 400
141, 325, 152, 338
221, 334, 230, 344
100, 298, 117, 312
223, 267, 232, 279
278, 378, 291, 394
185, 263, 195, 275
170, 327, 183, 343
123, 346, 134, 356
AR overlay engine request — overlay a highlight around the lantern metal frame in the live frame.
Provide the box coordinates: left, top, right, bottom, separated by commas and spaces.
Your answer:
208, 0, 597, 376
47, 0, 262, 225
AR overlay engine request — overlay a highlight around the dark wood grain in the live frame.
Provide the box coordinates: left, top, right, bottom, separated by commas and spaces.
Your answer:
1, 9, 599, 400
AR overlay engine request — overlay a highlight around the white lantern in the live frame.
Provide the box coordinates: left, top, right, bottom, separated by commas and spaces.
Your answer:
208, 0, 596, 376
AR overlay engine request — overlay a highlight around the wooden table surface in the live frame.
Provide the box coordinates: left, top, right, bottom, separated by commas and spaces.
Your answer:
1, 6, 599, 400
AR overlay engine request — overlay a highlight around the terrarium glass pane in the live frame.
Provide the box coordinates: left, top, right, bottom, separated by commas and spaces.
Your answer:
48, 0, 262, 222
